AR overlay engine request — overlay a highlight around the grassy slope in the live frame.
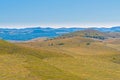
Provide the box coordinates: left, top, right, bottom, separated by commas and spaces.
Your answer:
61, 29, 109, 39
19, 37, 120, 80
104, 38, 120, 51
0, 40, 83, 80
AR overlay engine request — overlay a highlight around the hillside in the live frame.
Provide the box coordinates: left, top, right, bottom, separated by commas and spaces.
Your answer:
17, 35, 120, 80
0, 40, 83, 80
104, 38, 120, 51
0, 29, 120, 80
61, 29, 120, 40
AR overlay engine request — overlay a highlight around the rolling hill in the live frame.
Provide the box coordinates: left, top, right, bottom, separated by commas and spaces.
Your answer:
60, 29, 120, 40
0, 28, 120, 80
0, 40, 83, 80
17, 32, 120, 80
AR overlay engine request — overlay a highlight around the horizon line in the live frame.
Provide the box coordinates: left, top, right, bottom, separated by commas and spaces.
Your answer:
0, 26, 119, 29
0, 23, 120, 29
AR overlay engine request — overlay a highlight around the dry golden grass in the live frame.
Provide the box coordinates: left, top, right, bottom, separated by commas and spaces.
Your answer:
0, 40, 83, 80
0, 36, 120, 80
18, 36, 120, 80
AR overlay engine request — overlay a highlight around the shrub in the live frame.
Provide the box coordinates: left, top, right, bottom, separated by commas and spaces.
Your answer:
86, 42, 90, 45
58, 43, 64, 45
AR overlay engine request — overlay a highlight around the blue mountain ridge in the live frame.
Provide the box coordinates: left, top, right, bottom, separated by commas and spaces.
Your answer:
0, 26, 119, 41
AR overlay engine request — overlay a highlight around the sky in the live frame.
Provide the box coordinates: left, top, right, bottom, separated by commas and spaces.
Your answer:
0, 0, 120, 28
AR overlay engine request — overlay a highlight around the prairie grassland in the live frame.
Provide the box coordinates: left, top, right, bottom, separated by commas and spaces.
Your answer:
19, 37, 120, 80
0, 36, 120, 80
0, 40, 83, 80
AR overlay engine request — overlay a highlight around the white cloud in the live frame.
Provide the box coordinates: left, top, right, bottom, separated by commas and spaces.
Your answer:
0, 22, 120, 28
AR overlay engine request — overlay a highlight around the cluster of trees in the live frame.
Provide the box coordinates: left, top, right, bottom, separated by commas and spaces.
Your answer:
48, 43, 65, 46
85, 34, 106, 40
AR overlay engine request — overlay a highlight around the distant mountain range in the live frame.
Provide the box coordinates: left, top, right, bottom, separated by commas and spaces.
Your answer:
0, 26, 120, 41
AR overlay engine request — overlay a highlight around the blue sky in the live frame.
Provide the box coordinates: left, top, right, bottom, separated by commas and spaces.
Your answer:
0, 0, 120, 28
